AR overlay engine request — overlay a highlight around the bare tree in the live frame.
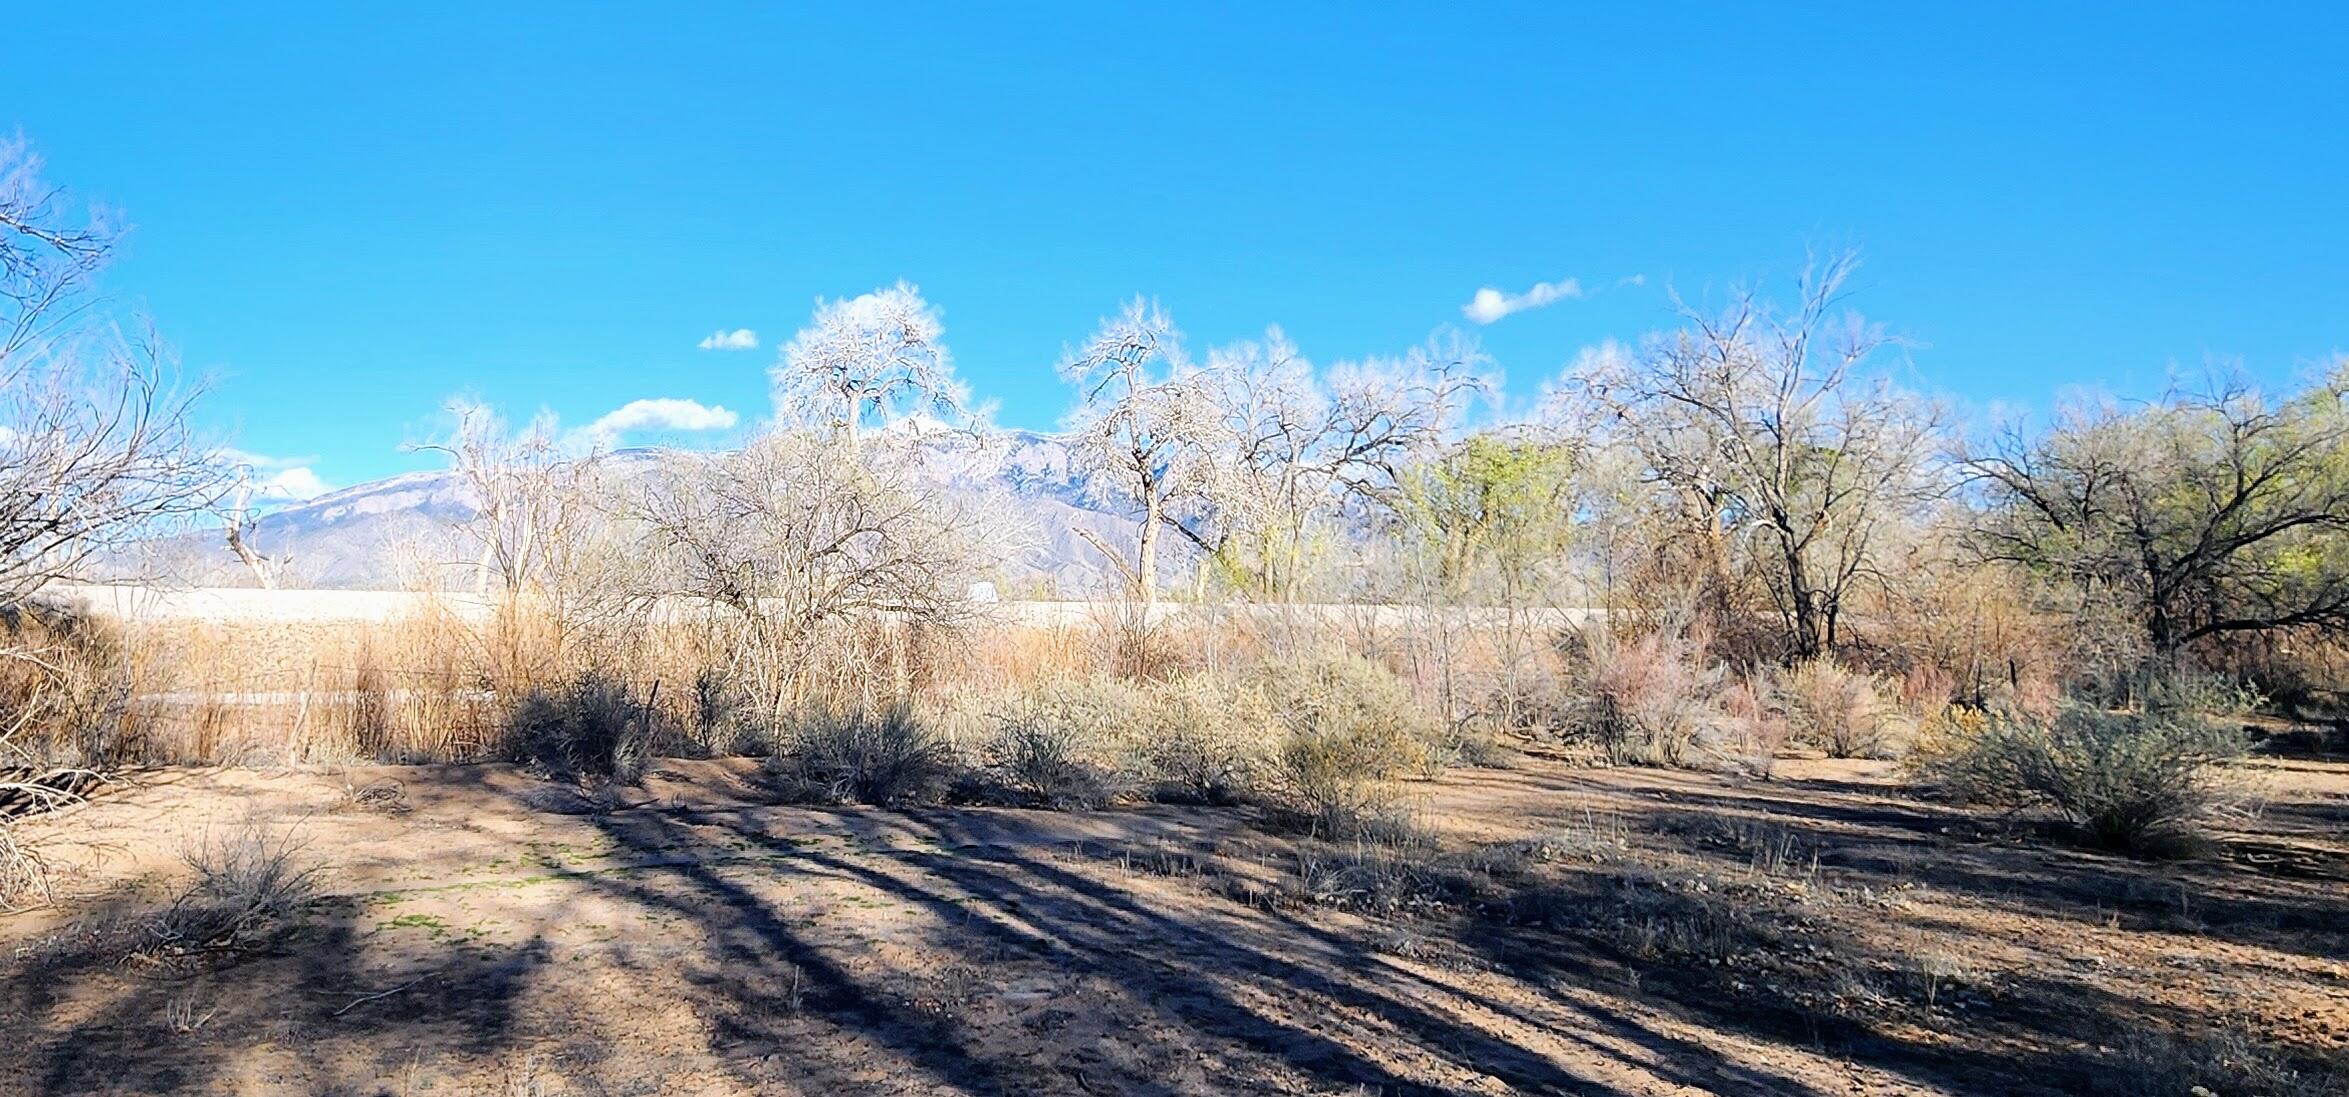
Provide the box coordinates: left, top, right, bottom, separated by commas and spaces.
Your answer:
0, 135, 223, 601
623, 428, 1001, 708
1058, 298, 1215, 606
1166, 327, 1495, 600
407, 398, 607, 599
1571, 254, 1946, 657
1968, 366, 2349, 655
772, 281, 970, 445
220, 470, 286, 589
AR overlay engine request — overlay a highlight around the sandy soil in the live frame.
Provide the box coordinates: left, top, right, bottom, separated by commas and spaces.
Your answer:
3, 751, 2344, 1096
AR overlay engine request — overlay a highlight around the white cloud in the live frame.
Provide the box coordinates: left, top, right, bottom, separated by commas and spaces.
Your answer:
583, 397, 740, 441
698, 328, 759, 351
219, 449, 334, 502
258, 467, 331, 501
1461, 278, 1584, 324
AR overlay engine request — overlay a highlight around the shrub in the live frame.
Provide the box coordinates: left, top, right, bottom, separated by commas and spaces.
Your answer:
1574, 624, 1726, 768
2140, 667, 2265, 720
0, 603, 143, 768
505, 668, 656, 782
152, 822, 323, 952
1914, 703, 2246, 855
767, 702, 955, 807
1285, 827, 1449, 913
1253, 654, 1436, 838
0, 825, 51, 911
1716, 676, 1788, 778
1135, 678, 1268, 805
1779, 657, 1903, 758
982, 679, 1139, 810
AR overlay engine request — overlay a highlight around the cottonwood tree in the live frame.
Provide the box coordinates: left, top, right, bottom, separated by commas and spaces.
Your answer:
409, 398, 611, 601
1572, 254, 1945, 657
1058, 298, 1216, 605
1164, 328, 1495, 600
623, 429, 1000, 707
1165, 328, 1327, 597
1968, 367, 2349, 656
1395, 431, 1579, 600
0, 135, 223, 602
772, 281, 970, 444
220, 470, 286, 589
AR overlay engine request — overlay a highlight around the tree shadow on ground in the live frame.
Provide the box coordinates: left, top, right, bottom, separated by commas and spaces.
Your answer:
7, 759, 2344, 1096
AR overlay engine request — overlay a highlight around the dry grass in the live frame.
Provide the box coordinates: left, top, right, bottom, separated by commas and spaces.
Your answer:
151, 819, 325, 955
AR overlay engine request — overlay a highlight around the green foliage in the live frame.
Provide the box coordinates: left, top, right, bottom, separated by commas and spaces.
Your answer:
1253, 653, 1438, 837
1134, 677, 1270, 805
1972, 368, 2349, 654
982, 679, 1141, 809
1396, 433, 1578, 597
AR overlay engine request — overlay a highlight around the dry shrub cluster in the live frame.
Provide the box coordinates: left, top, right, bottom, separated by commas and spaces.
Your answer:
1911, 702, 2248, 856
1255, 653, 1440, 838
152, 821, 325, 954
763, 702, 956, 808
0, 604, 143, 768
750, 648, 1458, 830
1776, 657, 1905, 759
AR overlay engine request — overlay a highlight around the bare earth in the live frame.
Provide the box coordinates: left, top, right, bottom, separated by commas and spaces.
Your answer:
5, 751, 2344, 1096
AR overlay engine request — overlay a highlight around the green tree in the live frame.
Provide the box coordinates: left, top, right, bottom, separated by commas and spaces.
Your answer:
1396, 432, 1579, 601
1968, 365, 2349, 655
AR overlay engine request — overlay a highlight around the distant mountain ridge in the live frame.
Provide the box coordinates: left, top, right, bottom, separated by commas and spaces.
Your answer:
141, 430, 1163, 593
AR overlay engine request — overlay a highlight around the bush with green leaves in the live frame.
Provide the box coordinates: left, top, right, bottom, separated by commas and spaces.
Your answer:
1915, 703, 2246, 855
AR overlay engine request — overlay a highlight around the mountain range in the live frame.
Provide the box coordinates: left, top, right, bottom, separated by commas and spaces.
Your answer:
138, 430, 1163, 594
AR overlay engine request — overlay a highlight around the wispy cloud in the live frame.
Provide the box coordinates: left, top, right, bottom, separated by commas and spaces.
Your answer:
697, 328, 759, 351
583, 397, 740, 441
1461, 278, 1584, 325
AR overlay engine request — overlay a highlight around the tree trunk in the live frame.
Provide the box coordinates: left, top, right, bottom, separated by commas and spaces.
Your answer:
1137, 497, 1161, 609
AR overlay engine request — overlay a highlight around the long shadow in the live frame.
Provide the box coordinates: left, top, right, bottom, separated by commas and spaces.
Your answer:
4, 886, 569, 1096
1630, 786, 2349, 959
1445, 791, 2349, 1097
574, 802, 1738, 1095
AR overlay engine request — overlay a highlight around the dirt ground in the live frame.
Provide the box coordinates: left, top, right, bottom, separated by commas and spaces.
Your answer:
4, 748, 2344, 1096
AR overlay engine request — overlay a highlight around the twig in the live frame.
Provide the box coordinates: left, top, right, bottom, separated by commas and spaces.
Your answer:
333, 975, 428, 1017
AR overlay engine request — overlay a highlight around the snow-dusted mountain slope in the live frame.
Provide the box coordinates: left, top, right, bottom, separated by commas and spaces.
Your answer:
142, 431, 1170, 593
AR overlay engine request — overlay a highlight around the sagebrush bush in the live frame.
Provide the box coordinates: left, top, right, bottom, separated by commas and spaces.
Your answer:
1574, 625, 1727, 768
1779, 657, 1904, 758
983, 679, 1139, 809
1253, 653, 1436, 838
767, 702, 955, 807
505, 668, 657, 782
1135, 677, 1268, 805
1913, 703, 2246, 855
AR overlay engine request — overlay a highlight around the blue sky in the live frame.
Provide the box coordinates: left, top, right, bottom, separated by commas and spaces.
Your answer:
5, 3, 2344, 497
